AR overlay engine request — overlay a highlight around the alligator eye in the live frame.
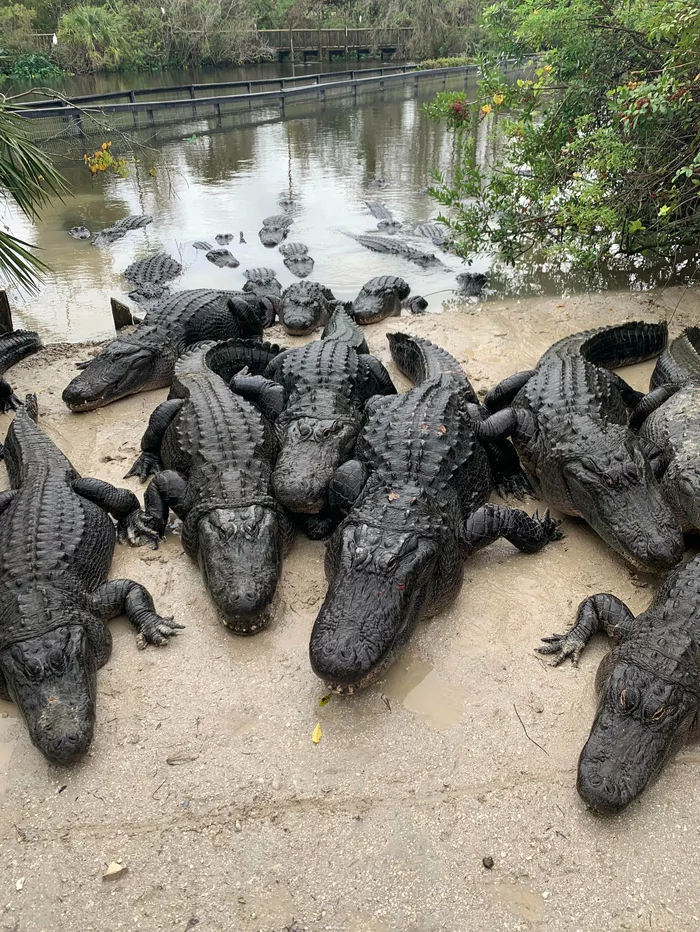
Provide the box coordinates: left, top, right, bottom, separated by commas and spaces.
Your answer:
24, 658, 43, 680
651, 706, 666, 722
323, 428, 332, 439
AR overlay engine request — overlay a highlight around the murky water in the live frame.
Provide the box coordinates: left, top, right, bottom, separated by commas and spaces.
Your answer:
4, 64, 689, 342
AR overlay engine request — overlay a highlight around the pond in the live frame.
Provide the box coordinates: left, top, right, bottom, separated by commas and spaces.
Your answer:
5, 62, 687, 342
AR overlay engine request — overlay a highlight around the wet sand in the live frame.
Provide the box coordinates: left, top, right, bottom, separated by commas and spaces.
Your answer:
0, 284, 699, 932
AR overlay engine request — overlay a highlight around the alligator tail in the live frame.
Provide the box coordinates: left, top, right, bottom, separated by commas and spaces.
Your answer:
387, 332, 472, 389
205, 338, 285, 383
651, 326, 700, 389
23, 393, 38, 421
0, 330, 41, 377
543, 321, 668, 368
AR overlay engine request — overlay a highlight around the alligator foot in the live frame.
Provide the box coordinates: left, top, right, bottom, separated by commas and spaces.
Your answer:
463, 504, 562, 556
495, 467, 535, 501
125, 451, 164, 482
298, 507, 339, 540
0, 394, 21, 414
538, 630, 589, 665
136, 613, 183, 649
537, 592, 635, 666
118, 509, 162, 549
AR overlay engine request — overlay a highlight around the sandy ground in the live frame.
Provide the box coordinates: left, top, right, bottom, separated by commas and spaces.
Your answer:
1, 285, 699, 932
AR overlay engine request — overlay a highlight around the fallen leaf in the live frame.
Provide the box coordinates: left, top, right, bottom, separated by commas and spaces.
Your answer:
556, 303, 565, 308
312, 722, 323, 744
319, 694, 331, 707
102, 862, 128, 881
388, 492, 400, 501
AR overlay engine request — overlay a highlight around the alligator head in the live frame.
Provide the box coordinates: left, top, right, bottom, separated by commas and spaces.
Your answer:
0, 625, 102, 764
197, 505, 282, 634
62, 330, 167, 411
281, 295, 326, 335
577, 658, 698, 813
310, 495, 453, 692
560, 426, 683, 571
352, 287, 401, 325
272, 394, 359, 513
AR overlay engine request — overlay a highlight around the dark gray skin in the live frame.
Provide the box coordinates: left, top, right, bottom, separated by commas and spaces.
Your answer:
259, 215, 292, 248
650, 326, 700, 389
124, 341, 293, 634
309, 333, 560, 693
279, 282, 336, 336
321, 303, 368, 354
225, 335, 396, 524
538, 555, 700, 813
352, 276, 411, 325
0, 396, 179, 765
0, 330, 42, 418
472, 322, 684, 573
62, 290, 265, 412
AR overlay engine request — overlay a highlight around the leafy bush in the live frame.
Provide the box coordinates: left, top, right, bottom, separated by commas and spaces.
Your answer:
427, 0, 700, 270
9, 52, 62, 80
57, 5, 124, 72
417, 55, 471, 69
0, 4, 35, 55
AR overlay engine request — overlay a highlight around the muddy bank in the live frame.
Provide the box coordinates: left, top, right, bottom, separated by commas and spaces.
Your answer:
0, 285, 699, 932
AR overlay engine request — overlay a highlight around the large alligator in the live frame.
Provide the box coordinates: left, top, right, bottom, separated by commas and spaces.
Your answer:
279, 282, 335, 336
650, 326, 700, 388
538, 554, 700, 812
123, 253, 182, 308
62, 290, 265, 412
309, 332, 560, 693
472, 322, 684, 572
228, 331, 396, 522
352, 276, 410, 324
93, 214, 152, 246
280, 243, 314, 279
124, 341, 292, 633
0, 396, 179, 764
259, 215, 292, 248
0, 330, 42, 417
349, 233, 442, 268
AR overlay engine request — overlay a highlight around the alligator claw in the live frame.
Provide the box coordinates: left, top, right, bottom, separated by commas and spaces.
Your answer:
536, 631, 585, 665
75, 359, 92, 370
124, 452, 163, 482
136, 614, 184, 649
118, 509, 162, 549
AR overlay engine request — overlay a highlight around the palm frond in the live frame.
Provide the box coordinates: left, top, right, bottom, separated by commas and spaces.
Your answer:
0, 229, 48, 294
0, 106, 69, 219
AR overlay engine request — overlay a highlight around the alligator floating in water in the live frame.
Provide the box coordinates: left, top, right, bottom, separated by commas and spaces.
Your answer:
229, 329, 396, 522
215, 233, 233, 245
365, 201, 401, 233
309, 332, 560, 693
123, 253, 182, 308
348, 233, 442, 268
650, 326, 700, 388
93, 215, 152, 246
259, 215, 293, 248
472, 322, 684, 572
69, 226, 91, 240
279, 281, 335, 336
321, 303, 368, 354
352, 276, 411, 324
62, 290, 265, 412
279, 243, 314, 278
456, 272, 487, 297
0, 396, 180, 764
414, 222, 448, 249
538, 553, 700, 812
206, 248, 239, 268
124, 341, 292, 633
0, 330, 42, 420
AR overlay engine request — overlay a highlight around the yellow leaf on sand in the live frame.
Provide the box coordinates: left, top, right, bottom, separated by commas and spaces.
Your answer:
312, 722, 323, 744
319, 694, 331, 707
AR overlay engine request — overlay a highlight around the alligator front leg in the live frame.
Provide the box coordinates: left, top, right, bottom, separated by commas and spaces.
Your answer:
537, 593, 637, 665
91, 579, 184, 649
462, 503, 561, 556
484, 370, 536, 412
0, 490, 17, 517
230, 372, 286, 421
600, 369, 645, 410
121, 470, 189, 549
124, 398, 184, 481
629, 383, 681, 430
73, 478, 140, 520
360, 354, 397, 397
329, 459, 369, 516
0, 378, 21, 415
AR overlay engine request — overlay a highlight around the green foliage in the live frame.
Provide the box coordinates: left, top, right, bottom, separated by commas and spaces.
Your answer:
57, 4, 124, 72
428, 0, 700, 269
8, 51, 62, 80
0, 4, 35, 54
417, 55, 471, 70
0, 104, 68, 290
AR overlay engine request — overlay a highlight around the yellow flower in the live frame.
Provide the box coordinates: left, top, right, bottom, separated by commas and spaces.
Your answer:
543, 64, 553, 73
480, 104, 492, 116
101, 142, 108, 151
493, 93, 505, 105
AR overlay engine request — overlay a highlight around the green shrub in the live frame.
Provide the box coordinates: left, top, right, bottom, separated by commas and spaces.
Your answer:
57, 5, 124, 72
417, 55, 471, 69
9, 51, 62, 80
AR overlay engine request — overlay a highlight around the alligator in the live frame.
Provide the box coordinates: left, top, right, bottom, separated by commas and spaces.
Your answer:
321, 303, 368, 354
538, 553, 700, 812
414, 223, 447, 249
308, 332, 560, 693
193, 241, 212, 251
123, 341, 293, 633
243, 268, 283, 304
69, 226, 91, 240
0, 395, 180, 764
93, 215, 152, 246
279, 243, 314, 279
471, 322, 685, 572
279, 281, 335, 336
62, 290, 265, 412
368, 178, 390, 188
228, 331, 396, 521
123, 253, 182, 307
215, 233, 234, 245
348, 233, 442, 268
259, 215, 293, 248
365, 202, 401, 233
456, 272, 487, 297
402, 295, 428, 315
352, 275, 410, 324
650, 326, 700, 389
206, 248, 240, 268
0, 330, 42, 420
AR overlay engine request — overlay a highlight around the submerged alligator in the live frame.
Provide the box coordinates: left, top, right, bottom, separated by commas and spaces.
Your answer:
93, 215, 152, 247
539, 554, 700, 812
259, 215, 293, 248
348, 233, 442, 268
309, 332, 560, 692
124, 341, 292, 633
352, 276, 410, 324
62, 290, 265, 412
123, 253, 182, 308
280, 243, 314, 279
206, 248, 239, 268
229, 328, 396, 523
0, 330, 42, 418
279, 282, 335, 336
0, 396, 179, 764
472, 322, 684, 572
